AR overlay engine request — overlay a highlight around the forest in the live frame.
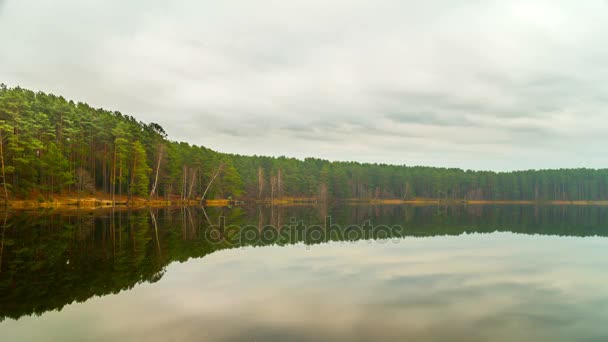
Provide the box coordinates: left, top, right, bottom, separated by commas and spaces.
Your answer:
1, 84, 608, 203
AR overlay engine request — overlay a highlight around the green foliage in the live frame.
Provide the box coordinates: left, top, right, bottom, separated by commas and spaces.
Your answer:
130, 141, 151, 197
214, 159, 243, 198
40, 142, 73, 193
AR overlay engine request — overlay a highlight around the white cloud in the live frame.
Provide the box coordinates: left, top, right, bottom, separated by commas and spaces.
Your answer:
1, 0, 608, 170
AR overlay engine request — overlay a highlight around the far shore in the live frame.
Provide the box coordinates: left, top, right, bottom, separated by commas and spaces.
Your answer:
4, 196, 229, 210
3, 195, 608, 211
348, 198, 608, 206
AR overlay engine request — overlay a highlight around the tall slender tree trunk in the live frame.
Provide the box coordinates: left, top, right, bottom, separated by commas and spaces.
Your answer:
182, 165, 187, 201
102, 144, 107, 193
277, 169, 282, 199
112, 145, 117, 205
11, 124, 17, 193
90, 139, 96, 192
150, 209, 161, 255
199, 205, 213, 227
258, 166, 264, 199
118, 162, 122, 201
0, 211, 7, 273
129, 152, 137, 202
0, 132, 8, 206
187, 168, 197, 200
198, 168, 203, 196
150, 145, 163, 198
270, 175, 277, 204
200, 164, 224, 205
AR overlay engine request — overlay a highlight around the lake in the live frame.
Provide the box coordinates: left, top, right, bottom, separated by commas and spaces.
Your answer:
1, 204, 608, 341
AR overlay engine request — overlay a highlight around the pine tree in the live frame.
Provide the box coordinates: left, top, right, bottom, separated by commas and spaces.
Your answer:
130, 141, 151, 198
40, 142, 73, 194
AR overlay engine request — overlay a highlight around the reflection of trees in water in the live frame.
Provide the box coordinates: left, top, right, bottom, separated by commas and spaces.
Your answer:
0, 211, 7, 273
2, 204, 608, 321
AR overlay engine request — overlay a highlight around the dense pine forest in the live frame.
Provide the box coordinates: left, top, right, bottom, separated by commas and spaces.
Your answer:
1, 84, 608, 203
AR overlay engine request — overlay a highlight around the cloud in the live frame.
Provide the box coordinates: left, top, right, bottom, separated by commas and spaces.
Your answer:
1, 0, 608, 170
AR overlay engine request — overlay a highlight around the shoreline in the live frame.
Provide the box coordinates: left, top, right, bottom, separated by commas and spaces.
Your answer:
348, 198, 608, 206
4, 197, 232, 210
3, 196, 608, 211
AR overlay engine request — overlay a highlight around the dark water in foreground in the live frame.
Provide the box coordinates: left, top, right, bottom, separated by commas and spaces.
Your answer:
1, 205, 608, 341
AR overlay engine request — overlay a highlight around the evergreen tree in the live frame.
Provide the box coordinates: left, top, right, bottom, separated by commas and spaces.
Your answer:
40, 142, 72, 194
130, 141, 151, 198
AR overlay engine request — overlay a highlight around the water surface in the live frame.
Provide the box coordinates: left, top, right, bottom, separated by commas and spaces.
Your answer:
1, 205, 608, 341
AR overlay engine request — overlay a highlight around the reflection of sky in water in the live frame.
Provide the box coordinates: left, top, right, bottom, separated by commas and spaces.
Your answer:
3, 233, 608, 341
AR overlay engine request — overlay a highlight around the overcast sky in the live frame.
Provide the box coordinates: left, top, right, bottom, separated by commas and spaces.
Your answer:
1, 0, 607, 171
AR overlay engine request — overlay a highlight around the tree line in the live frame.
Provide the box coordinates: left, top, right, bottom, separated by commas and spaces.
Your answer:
1, 84, 608, 202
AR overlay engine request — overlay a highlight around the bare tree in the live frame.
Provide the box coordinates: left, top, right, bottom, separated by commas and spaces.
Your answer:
199, 205, 214, 227
149, 209, 161, 255
403, 182, 411, 200
181, 165, 187, 200
0, 130, 8, 205
0, 211, 7, 273
149, 145, 164, 198
200, 163, 225, 204
111, 144, 116, 206
186, 167, 197, 199
257, 166, 264, 199
277, 169, 282, 199
270, 174, 277, 203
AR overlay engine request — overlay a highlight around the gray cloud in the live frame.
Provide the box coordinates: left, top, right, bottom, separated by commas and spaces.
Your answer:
1, 0, 608, 170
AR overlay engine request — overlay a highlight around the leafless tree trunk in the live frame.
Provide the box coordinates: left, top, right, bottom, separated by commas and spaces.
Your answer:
403, 182, 411, 200
181, 165, 187, 200
257, 166, 264, 199
0, 132, 8, 206
0, 211, 7, 273
277, 169, 282, 199
149, 209, 161, 255
200, 163, 224, 204
186, 206, 196, 238
270, 174, 277, 203
200, 205, 213, 227
187, 168, 197, 199
150, 145, 164, 198
118, 156, 123, 201
128, 150, 138, 202
258, 206, 264, 229
112, 144, 117, 206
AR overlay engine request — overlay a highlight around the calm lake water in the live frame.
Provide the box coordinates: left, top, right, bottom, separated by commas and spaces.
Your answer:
1, 205, 608, 341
